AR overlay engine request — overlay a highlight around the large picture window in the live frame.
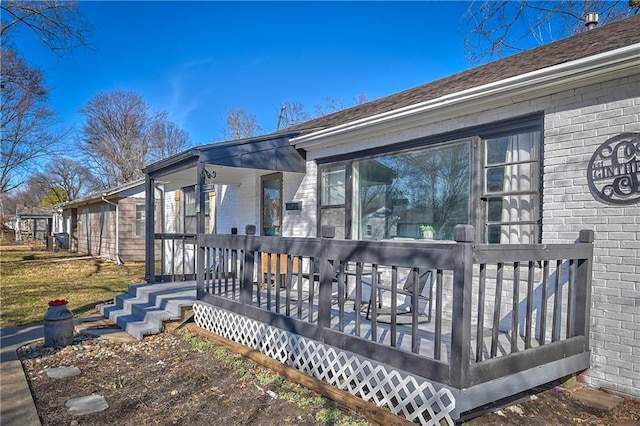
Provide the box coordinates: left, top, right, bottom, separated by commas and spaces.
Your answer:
318, 116, 542, 244
352, 141, 470, 241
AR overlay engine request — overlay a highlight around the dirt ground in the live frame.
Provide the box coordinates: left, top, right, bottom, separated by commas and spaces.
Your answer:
18, 326, 640, 426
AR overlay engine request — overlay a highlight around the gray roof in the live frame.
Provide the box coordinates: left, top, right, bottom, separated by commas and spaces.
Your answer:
57, 179, 145, 209
285, 14, 640, 135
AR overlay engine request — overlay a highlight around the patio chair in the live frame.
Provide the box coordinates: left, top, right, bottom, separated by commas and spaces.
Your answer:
363, 269, 434, 323
302, 261, 340, 298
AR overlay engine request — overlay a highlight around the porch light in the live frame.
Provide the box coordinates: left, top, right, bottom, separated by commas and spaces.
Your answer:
202, 169, 216, 181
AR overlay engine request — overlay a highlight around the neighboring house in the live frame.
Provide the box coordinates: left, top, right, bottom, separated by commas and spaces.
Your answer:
55, 180, 156, 263
11, 206, 53, 245
141, 16, 639, 423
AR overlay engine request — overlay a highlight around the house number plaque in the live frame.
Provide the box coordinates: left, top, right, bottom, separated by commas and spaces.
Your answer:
587, 132, 640, 205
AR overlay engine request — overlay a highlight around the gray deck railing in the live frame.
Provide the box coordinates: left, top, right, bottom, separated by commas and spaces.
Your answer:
153, 233, 197, 282
193, 225, 593, 391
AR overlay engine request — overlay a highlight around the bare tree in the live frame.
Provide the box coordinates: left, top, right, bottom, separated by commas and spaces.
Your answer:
36, 158, 96, 200
463, 0, 638, 64
277, 101, 311, 129
79, 90, 190, 187
1, 0, 89, 54
314, 93, 368, 117
0, 48, 64, 194
223, 108, 263, 140
147, 119, 191, 163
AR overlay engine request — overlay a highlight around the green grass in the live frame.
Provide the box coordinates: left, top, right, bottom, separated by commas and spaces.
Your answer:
0, 241, 145, 327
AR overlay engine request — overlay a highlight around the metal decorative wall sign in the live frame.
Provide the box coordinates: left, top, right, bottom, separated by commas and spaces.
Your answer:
587, 133, 640, 205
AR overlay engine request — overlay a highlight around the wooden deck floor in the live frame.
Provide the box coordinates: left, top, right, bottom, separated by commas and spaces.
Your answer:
202, 282, 530, 364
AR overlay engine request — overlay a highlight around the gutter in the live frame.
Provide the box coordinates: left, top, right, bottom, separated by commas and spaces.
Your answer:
291, 43, 640, 150
101, 196, 123, 266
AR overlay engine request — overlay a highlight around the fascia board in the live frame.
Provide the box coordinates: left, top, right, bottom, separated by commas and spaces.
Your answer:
292, 44, 640, 151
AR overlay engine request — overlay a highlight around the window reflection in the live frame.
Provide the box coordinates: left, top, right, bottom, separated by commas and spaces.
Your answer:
353, 142, 470, 241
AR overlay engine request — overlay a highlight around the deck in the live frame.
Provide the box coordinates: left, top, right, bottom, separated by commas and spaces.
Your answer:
150, 225, 594, 425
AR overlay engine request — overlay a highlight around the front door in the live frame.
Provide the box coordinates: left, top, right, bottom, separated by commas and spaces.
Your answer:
261, 173, 282, 236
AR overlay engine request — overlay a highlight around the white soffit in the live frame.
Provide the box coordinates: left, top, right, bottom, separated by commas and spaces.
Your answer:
291, 44, 640, 151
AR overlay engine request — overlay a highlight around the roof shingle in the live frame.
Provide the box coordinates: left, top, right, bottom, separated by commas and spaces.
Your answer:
286, 14, 640, 134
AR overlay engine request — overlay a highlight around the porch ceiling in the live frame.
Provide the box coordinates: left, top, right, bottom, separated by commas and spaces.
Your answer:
155, 164, 271, 187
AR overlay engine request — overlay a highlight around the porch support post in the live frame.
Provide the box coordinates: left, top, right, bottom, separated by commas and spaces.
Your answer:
144, 175, 156, 283
241, 225, 257, 305
196, 161, 206, 291
317, 226, 335, 332
574, 229, 594, 347
451, 225, 474, 389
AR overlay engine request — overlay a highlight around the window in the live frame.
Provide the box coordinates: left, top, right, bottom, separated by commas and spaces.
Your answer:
261, 174, 282, 236
321, 167, 346, 205
135, 205, 145, 237
318, 116, 542, 244
483, 129, 540, 243
181, 187, 210, 234
320, 165, 347, 239
79, 208, 88, 236
183, 187, 197, 234
352, 141, 470, 241
100, 206, 111, 238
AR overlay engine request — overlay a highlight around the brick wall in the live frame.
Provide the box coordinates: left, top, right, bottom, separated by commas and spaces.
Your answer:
542, 74, 640, 397
300, 73, 639, 398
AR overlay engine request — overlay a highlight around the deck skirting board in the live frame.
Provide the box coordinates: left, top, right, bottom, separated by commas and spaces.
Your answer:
453, 351, 590, 418
193, 302, 456, 425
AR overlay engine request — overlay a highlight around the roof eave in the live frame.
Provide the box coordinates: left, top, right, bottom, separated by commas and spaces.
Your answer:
291, 43, 640, 151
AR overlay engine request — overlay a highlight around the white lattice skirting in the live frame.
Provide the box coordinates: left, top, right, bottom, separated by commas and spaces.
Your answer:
193, 302, 455, 425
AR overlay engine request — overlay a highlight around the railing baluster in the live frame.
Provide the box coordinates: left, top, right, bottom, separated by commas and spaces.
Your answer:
337, 261, 345, 331
540, 260, 549, 345
552, 259, 562, 342
491, 262, 503, 358
390, 266, 398, 347
308, 257, 316, 323
411, 267, 420, 354
525, 261, 534, 349
434, 269, 443, 361
511, 261, 520, 353
354, 261, 362, 337
266, 252, 272, 311
275, 253, 281, 314
566, 259, 575, 337
476, 264, 486, 362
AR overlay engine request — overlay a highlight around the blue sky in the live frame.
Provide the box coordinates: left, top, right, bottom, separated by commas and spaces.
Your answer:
13, 1, 476, 146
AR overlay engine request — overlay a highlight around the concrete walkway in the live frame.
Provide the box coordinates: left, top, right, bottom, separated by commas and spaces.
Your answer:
1, 325, 42, 426
1, 317, 136, 426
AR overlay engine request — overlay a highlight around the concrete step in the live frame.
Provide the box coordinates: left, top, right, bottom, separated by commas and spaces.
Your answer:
99, 282, 196, 340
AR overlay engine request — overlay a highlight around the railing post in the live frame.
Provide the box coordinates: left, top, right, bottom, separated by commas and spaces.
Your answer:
144, 175, 156, 283
317, 226, 335, 332
241, 225, 256, 305
195, 161, 206, 290
451, 225, 474, 389
574, 229, 594, 347
197, 240, 205, 295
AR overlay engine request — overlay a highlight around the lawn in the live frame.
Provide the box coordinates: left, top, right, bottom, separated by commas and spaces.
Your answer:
0, 241, 145, 327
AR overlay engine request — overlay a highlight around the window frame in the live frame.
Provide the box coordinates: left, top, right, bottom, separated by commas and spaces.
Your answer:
260, 173, 283, 237
316, 114, 543, 244
135, 204, 145, 238
182, 186, 197, 234
100, 205, 111, 238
